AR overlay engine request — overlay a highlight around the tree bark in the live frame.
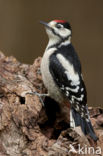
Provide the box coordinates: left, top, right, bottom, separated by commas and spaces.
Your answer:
0, 51, 102, 156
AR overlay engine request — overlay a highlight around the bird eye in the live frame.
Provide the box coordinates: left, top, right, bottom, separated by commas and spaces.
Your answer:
56, 24, 63, 29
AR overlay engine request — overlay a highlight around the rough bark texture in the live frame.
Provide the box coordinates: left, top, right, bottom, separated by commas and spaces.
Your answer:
0, 51, 103, 156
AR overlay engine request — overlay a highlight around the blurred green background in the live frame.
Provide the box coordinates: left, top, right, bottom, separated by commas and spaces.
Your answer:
0, 0, 103, 107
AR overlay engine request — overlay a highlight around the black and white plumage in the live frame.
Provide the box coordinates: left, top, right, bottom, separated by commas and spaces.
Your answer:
40, 20, 98, 141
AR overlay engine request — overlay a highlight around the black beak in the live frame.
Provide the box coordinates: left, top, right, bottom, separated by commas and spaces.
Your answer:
40, 21, 52, 30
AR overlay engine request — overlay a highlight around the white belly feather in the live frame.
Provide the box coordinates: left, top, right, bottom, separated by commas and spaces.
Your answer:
41, 48, 64, 103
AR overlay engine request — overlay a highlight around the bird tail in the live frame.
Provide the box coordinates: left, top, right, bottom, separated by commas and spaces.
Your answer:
70, 107, 98, 141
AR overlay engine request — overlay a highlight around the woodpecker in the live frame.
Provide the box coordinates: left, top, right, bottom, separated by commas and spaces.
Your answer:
40, 20, 98, 141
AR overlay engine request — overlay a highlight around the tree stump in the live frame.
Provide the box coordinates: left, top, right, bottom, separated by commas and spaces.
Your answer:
0, 51, 103, 156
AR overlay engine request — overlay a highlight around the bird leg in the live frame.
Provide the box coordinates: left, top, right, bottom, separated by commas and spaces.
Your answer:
32, 91, 48, 97
26, 91, 49, 106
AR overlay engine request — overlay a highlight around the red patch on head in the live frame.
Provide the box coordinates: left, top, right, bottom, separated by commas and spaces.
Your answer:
53, 20, 67, 23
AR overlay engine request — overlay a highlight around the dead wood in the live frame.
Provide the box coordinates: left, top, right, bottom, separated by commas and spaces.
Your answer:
0, 52, 102, 156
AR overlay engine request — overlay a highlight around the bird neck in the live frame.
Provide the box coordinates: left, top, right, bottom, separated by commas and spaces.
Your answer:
46, 36, 71, 50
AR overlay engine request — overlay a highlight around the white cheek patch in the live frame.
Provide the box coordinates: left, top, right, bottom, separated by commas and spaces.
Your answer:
59, 29, 71, 38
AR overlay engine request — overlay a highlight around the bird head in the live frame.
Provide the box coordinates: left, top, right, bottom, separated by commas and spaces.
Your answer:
40, 20, 72, 42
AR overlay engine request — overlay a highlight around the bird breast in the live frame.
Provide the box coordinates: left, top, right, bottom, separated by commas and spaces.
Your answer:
41, 48, 64, 103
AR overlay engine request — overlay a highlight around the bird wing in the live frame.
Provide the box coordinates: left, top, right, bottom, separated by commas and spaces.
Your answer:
49, 53, 87, 117
49, 53, 98, 141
